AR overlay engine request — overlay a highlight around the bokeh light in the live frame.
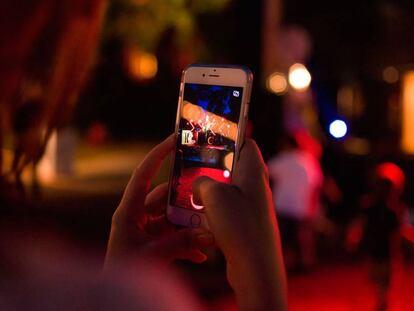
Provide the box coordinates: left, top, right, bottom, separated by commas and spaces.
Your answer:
383, 66, 399, 84
329, 120, 348, 139
266, 72, 288, 94
288, 63, 311, 91
402, 71, 414, 154
126, 48, 158, 80
223, 169, 230, 178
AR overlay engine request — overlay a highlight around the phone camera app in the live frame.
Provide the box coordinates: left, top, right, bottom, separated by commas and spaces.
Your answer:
170, 83, 243, 211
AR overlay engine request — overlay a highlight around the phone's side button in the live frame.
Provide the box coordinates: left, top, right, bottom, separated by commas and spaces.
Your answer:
190, 214, 201, 227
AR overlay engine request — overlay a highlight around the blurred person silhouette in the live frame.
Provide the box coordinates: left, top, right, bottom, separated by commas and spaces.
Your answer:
267, 131, 323, 272
0, 0, 105, 194
0, 1, 288, 310
347, 162, 406, 311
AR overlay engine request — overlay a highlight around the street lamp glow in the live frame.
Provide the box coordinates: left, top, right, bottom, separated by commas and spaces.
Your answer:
288, 63, 311, 91
402, 71, 414, 154
126, 48, 158, 80
266, 72, 288, 94
329, 120, 347, 138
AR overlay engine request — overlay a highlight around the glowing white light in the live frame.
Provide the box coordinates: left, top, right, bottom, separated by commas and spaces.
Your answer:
288, 63, 311, 91
223, 170, 230, 178
329, 120, 348, 138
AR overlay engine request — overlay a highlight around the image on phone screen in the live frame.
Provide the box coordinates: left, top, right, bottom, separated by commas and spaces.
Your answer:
169, 83, 244, 211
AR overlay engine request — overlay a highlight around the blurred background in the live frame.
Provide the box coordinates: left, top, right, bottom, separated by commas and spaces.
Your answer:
2, 0, 414, 310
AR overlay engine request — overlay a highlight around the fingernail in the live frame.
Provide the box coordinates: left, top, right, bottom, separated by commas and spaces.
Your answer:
195, 232, 214, 246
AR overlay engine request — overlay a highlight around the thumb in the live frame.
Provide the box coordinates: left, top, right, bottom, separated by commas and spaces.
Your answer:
143, 228, 215, 262
192, 176, 231, 207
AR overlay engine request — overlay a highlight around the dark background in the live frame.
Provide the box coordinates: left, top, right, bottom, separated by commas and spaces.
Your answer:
75, 0, 414, 211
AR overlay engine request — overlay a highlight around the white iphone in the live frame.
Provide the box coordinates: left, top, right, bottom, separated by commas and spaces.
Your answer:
166, 64, 253, 228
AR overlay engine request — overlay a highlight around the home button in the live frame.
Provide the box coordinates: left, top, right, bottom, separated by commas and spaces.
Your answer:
190, 214, 201, 227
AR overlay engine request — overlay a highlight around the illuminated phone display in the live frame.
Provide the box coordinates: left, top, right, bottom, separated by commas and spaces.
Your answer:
169, 83, 244, 210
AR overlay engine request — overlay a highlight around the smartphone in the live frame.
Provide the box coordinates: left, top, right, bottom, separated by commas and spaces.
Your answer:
167, 64, 253, 227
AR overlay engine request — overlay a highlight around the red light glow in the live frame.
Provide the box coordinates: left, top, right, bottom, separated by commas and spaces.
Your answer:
375, 162, 405, 192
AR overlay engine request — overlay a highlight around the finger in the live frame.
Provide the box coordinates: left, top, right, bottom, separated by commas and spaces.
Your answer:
192, 176, 237, 207
177, 249, 208, 263
145, 214, 174, 236
145, 183, 169, 215
119, 134, 175, 218
144, 228, 214, 262
232, 138, 269, 193
132, 134, 175, 188
192, 176, 215, 206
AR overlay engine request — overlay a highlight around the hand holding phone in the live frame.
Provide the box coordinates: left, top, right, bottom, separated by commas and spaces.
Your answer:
104, 135, 215, 271
167, 64, 253, 228
192, 139, 288, 311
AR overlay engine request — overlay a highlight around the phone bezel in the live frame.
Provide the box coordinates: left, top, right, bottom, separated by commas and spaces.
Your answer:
166, 64, 253, 228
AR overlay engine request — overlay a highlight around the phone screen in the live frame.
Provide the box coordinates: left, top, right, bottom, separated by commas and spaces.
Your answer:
169, 83, 244, 211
